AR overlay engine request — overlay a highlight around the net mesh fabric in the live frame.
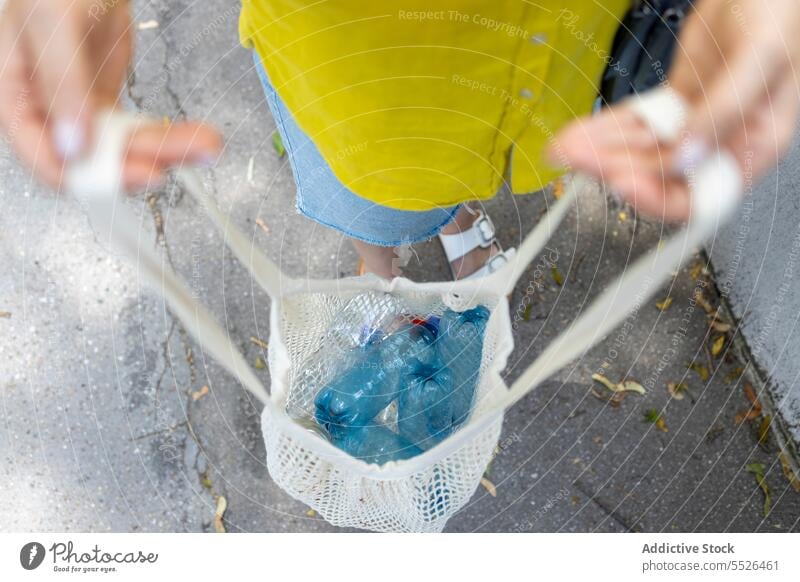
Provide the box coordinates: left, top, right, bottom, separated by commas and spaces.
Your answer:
262, 287, 511, 532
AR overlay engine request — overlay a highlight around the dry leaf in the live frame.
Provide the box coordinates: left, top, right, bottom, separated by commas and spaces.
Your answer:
778, 453, 800, 493
724, 366, 744, 384
667, 382, 689, 401
254, 356, 266, 370
553, 179, 564, 200
522, 303, 533, 321
711, 320, 732, 333
255, 217, 270, 235
735, 386, 761, 424
693, 290, 715, 314
551, 266, 564, 286
592, 375, 617, 391
688, 261, 704, 280
305, 509, 317, 517
590, 387, 608, 401
757, 416, 771, 444
592, 373, 646, 395
686, 361, 710, 382
249, 336, 269, 349
735, 409, 761, 425
745, 463, 771, 517
192, 385, 209, 401
272, 131, 285, 157
480, 477, 497, 497
247, 156, 255, 185
643, 409, 668, 432
711, 335, 726, 357
214, 496, 227, 533
609, 393, 627, 407
590, 386, 627, 407
743, 383, 760, 407
137, 20, 159, 30
655, 297, 673, 311
0, 311, 10, 318
619, 380, 646, 395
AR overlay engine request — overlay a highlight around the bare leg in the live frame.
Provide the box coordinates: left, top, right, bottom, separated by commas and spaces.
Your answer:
351, 239, 400, 279
439, 205, 500, 279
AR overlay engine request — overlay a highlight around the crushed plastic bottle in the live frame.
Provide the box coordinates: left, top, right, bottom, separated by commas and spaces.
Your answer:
287, 292, 401, 419
396, 306, 489, 449
436, 305, 490, 427
328, 423, 423, 465
397, 363, 455, 450
314, 323, 437, 431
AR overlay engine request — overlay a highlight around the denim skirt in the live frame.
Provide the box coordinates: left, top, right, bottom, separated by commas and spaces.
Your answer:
254, 53, 460, 247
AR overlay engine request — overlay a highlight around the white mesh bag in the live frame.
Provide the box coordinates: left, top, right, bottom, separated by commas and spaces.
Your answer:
66, 88, 742, 532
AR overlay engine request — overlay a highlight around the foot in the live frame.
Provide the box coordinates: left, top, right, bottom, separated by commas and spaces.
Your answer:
439, 207, 505, 280
352, 240, 401, 279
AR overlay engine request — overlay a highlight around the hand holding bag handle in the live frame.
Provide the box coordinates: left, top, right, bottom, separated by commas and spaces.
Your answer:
65, 110, 274, 407
484, 86, 742, 413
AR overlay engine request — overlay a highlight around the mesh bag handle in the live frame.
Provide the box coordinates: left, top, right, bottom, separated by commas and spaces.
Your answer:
66, 110, 273, 407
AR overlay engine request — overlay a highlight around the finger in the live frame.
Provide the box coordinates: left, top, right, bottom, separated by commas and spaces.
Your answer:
613, 167, 691, 222
555, 109, 658, 157
0, 19, 62, 187
8, 108, 66, 188
126, 121, 223, 168
550, 114, 661, 182
19, 1, 94, 160
598, 146, 672, 178
122, 156, 165, 192
87, 3, 133, 105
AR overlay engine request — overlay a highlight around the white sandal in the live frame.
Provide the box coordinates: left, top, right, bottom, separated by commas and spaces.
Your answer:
438, 209, 516, 280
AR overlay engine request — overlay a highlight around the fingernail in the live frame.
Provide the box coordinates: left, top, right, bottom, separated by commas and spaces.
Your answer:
673, 138, 709, 175
54, 119, 85, 160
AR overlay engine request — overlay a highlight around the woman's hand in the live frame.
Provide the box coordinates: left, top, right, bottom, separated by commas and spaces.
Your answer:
552, 0, 800, 221
0, 0, 221, 190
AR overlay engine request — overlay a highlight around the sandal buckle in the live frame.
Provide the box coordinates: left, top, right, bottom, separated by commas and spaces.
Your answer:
474, 215, 496, 248
486, 251, 510, 273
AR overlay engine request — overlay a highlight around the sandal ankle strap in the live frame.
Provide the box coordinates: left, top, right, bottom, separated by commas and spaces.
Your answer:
438, 210, 496, 262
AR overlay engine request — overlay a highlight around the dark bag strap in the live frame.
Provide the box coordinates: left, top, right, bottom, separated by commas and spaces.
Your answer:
600, 0, 694, 105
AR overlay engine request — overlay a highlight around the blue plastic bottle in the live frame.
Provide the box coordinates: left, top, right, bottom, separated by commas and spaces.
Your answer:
397, 364, 456, 450
328, 423, 423, 465
434, 305, 490, 427
314, 323, 437, 431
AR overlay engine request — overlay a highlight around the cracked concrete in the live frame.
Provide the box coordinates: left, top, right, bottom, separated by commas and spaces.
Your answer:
1, 0, 799, 533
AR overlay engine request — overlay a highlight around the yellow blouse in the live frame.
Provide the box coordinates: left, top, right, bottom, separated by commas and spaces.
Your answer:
240, 1, 630, 211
